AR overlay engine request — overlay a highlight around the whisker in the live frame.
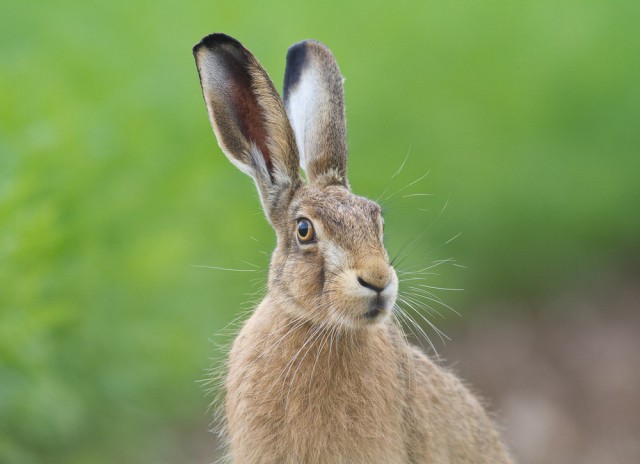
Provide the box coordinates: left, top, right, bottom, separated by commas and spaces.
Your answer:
445, 232, 461, 244
401, 293, 446, 319
236, 258, 261, 269
414, 283, 463, 292
190, 264, 258, 272
401, 193, 434, 198
394, 304, 440, 360
375, 144, 413, 202
381, 169, 431, 204
398, 295, 450, 345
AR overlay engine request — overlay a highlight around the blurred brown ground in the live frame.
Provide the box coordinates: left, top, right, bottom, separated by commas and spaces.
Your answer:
443, 270, 640, 464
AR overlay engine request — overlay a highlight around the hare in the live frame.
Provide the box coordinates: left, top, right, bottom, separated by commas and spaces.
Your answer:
193, 33, 513, 464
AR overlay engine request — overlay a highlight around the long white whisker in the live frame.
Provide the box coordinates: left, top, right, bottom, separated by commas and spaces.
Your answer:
190, 264, 258, 272
399, 294, 450, 345
382, 169, 431, 204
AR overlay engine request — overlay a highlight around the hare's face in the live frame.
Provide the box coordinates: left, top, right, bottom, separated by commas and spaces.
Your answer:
194, 35, 395, 328
271, 185, 398, 329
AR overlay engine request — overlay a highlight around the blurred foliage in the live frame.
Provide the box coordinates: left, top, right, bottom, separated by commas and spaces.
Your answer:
1, 0, 639, 462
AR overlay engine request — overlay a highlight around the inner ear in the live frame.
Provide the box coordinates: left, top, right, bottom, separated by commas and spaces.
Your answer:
194, 33, 303, 225
226, 58, 272, 171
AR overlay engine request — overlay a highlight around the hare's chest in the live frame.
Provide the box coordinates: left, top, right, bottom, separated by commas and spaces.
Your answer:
225, 330, 408, 463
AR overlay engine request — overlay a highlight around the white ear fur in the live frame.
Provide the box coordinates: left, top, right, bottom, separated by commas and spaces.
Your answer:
286, 66, 320, 173
283, 40, 348, 187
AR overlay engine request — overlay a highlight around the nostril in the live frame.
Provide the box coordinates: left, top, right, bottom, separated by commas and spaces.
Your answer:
357, 276, 386, 293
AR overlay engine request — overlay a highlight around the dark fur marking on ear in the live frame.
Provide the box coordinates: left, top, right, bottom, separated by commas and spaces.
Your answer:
193, 32, 240, 53
283, 42, 309, 102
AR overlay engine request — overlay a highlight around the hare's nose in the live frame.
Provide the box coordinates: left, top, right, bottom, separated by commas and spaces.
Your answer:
357, 275, 389, 293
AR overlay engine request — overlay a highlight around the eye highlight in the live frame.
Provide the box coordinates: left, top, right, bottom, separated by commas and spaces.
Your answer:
296, 218, 315, 244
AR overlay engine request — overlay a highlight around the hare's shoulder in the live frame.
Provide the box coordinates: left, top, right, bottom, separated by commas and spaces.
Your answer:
402, 341, 512, 463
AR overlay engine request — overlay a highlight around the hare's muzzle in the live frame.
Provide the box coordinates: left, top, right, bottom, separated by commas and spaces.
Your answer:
352, 265, 397, 323
357, 275, 388, 293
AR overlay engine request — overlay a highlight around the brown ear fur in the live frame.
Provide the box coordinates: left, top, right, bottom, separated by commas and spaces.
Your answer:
194, 33, 301, 224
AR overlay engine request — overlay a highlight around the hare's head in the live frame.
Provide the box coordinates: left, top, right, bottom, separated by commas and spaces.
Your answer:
194, 34, 397, 329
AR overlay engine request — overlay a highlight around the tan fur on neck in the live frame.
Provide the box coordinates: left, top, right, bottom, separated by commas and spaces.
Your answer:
222, 297, 511, 463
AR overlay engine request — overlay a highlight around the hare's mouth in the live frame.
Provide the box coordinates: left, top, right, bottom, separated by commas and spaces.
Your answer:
361, 296, 390, 321
363, 308, 383, 320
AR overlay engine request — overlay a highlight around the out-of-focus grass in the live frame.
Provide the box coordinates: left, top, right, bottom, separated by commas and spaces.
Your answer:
1, 0, 639, 462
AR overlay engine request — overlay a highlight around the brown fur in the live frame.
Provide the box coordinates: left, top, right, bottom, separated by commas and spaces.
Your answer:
193, 33, 513, 463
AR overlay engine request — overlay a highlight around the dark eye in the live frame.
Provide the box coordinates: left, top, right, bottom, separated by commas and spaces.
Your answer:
296, 218, 315, 243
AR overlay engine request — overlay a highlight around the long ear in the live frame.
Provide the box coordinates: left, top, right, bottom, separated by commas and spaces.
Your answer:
283, 40, 348, 188
193, 33, 301, 224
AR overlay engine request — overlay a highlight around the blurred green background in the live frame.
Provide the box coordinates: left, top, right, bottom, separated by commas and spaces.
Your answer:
1, 0, 639, 462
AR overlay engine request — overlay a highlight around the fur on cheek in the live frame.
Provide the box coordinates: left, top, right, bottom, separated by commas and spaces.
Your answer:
286, 250, 325, 308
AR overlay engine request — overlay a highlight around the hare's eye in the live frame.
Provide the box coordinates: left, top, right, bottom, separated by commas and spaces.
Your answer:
296, 218, 315, 244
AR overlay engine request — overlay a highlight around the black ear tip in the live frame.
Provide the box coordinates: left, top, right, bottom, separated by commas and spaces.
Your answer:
193, 33, 242, 55
284, 40, 335, 100
285, 41, 309, 67
284, 41, 312, 99
288, 40, 332, 58
286, 40, 324, 62
286, 40, 307, 58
